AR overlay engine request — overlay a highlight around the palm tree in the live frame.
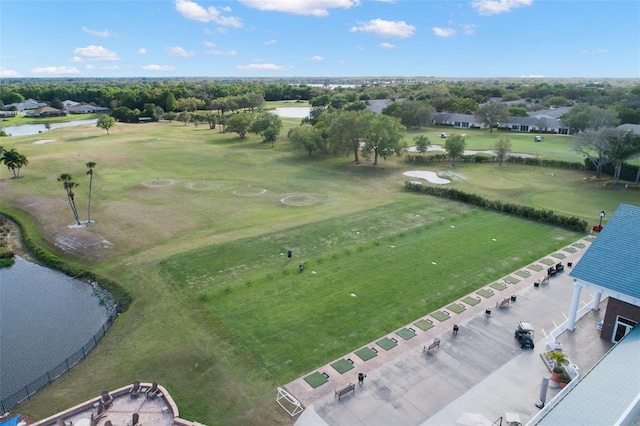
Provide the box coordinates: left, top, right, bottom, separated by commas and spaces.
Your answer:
1, 148, 28, 178
85, 161, 97, 223
58, 173, 81, 225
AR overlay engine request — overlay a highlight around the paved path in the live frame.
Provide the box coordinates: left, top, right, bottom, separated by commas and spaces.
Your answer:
290, 236, 613, 426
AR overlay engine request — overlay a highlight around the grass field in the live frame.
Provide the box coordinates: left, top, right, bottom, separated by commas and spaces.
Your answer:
0, 108, 636, 425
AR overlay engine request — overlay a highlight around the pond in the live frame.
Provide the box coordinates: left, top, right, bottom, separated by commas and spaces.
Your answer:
0, 256, 110, 402
2, 118, 98, 137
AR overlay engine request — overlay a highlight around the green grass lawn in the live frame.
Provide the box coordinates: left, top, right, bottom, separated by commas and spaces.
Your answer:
0, 109, 635, 425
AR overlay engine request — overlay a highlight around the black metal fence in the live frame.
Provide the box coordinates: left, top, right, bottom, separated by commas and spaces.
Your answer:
0, 314, 115, 413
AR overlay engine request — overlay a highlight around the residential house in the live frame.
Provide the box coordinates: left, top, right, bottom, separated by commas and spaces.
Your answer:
431, 112, 483, 129
25, 106, 67, 118
62, 100, 80, 110
617, 123, 640, 136
2, 98, 47, 112
67, 103, 110, 114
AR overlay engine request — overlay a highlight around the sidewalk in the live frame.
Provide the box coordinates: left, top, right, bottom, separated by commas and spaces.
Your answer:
291, 236, 613, 426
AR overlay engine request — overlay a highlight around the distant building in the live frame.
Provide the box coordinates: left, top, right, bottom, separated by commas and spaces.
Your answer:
25, 106, 67, 118
67, 103, 110, 114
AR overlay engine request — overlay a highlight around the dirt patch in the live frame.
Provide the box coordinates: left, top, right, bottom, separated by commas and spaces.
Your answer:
280, 194, 318, 207
14, 195, 115, 263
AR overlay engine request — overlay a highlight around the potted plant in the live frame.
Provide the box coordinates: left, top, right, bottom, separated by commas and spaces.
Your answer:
559, 373, 572, 389
547, 350, 569, 382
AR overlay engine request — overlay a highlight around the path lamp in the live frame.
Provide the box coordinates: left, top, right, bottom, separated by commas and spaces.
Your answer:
598, 210, 606, 229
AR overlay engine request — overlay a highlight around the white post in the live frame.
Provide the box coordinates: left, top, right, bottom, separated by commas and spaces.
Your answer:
567, 282, 583, 331
591, 291, 602, 311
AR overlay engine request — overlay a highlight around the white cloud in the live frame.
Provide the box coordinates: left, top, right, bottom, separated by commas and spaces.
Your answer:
350, 19, 415, 38
461, 24, 477, 35
239, 0, 359, 16
138, 48, 147, 54
202, 41, 216, 47
582, 49, 609, 55
82, 26, 114, 37
69, 56, 84, 63
31, 66, 80, 75
236, 63, 294, 71
73, 45, 119, 62
167, 46, 195, 57
379, 42, 396, 49
264, 39, 277, 45
432, 27, 456, 37
175, 0, 242, 27
471, 0, 532, 16
207, 49, 237, 56
520, 74, 544, 78
310, 55, 324, 61
142, 64, 176, 71
0, 68, 19, 77
86, 64, 119, 70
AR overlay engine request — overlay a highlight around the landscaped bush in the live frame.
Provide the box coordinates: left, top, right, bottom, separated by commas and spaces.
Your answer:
404, 182, 588, 232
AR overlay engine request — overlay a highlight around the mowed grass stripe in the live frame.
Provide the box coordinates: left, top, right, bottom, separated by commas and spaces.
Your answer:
167, 210, 579, 382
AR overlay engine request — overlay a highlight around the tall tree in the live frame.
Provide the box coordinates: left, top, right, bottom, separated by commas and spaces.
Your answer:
1, 148, 28, 178
58, 173, 81, 225
362, 114, 405, 165
493, 135, 512, 166
475, 102, 509, 132
96, 114, 116, 134
574, 128, 633, 178
445, 134, 466, 167
288, 125, 324, 155
607, 130, 639, 184
327, 110, 372, 164
85, 162, 97, 223
165, 92, 177, 112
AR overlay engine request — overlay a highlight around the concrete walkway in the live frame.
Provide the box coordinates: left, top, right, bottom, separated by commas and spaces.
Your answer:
291, 236, 613, 426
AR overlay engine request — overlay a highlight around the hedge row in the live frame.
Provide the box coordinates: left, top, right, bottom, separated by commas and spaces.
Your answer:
0, 211, 132, 310
404, 181, 588, 232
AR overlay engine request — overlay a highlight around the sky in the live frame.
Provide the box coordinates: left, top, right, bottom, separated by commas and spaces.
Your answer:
1, 0, 639, 79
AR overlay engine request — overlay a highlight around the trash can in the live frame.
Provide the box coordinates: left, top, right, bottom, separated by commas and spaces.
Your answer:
511, 295, 517, 302
287, 250, 292, 258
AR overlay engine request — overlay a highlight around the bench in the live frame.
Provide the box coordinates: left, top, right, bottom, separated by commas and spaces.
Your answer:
496, 298, 510, 309
423, 338, 441, 353
335, 383, 355, 400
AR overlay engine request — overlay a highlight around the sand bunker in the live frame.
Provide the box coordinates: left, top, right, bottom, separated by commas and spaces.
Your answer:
142, 179, 176, 187
33, 139, 55, 145
281, 194, 317, 206
403, 171, 451, 185
407, 144, 537, 158
233, 185, 267, 196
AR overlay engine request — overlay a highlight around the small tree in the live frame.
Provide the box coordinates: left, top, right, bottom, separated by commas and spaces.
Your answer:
493, 135, 512, 166
475, 102, 509, 133
225, 113, 253, 139
96, 114, 116, 134
414, 135, 431, 156
58, 173, 81, 225
178, 111, 192, 126
445, 134, 466, 167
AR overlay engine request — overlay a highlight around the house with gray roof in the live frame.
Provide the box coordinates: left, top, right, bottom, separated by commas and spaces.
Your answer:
617, 123, 640, 136
431, 112, 483, 129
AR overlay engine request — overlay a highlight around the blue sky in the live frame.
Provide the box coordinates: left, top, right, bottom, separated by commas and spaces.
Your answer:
1, 0, 638, 79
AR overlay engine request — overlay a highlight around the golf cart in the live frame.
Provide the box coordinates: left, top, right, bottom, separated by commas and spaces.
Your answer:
515, 321, 535, 349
